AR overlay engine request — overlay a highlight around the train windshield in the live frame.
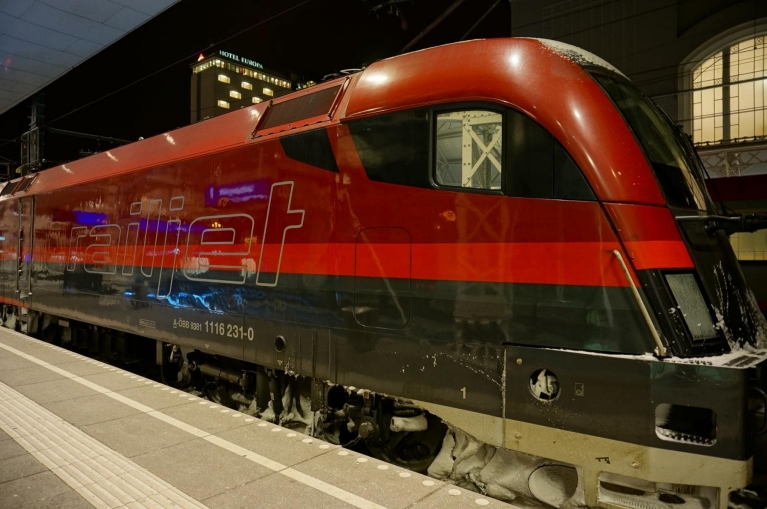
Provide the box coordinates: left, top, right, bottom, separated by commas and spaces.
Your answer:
594, 74, 710, 211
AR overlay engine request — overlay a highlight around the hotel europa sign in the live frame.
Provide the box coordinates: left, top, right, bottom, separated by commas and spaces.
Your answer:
218, 51, 264, 70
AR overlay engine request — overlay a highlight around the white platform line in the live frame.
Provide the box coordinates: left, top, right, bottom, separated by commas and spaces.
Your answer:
0, 336, 389, 509
0, 381, 208, 509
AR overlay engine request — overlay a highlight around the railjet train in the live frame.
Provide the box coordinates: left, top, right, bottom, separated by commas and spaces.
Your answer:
2, 39, 767, 508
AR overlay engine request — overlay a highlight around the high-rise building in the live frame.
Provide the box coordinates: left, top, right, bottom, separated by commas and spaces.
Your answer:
190, 50, 292, 124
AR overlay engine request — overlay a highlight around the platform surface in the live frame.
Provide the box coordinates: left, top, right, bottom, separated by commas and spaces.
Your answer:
0, 328, 511, 509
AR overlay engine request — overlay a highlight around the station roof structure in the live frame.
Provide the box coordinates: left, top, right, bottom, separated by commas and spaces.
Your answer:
0, 0, 180, 114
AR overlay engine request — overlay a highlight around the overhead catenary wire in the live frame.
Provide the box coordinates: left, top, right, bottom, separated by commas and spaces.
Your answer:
400, 0, 468, 53
460, 0, 501, 41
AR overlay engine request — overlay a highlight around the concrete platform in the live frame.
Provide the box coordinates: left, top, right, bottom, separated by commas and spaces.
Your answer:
0, 328, 512, 509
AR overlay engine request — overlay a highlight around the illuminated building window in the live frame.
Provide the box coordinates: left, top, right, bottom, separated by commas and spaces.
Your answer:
731, 230, 767, 260
263, 88, 273, 97
217, 100, 230, 109
230, 90, 242, 100
241, 82, 252, 90
252, 97, 263, 104
692, 36, 767, 144
218, 74, 230, 84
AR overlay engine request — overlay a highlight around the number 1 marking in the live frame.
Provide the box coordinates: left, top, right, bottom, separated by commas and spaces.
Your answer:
460, 387, 466, 399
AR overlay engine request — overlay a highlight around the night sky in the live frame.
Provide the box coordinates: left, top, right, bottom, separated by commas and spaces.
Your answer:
0, 0, 515, 169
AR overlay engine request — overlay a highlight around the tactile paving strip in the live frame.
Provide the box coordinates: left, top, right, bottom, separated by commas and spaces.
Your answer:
0, 380, 209, 509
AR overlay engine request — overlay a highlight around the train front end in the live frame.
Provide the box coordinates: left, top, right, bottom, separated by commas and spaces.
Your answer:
569, 46, 767, 509
390, 39, 767, 508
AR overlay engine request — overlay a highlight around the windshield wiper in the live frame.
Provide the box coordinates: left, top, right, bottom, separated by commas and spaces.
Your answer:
677, 213, 767, 235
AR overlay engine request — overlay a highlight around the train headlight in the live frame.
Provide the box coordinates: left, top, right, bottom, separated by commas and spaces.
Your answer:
664, 273, 718, 341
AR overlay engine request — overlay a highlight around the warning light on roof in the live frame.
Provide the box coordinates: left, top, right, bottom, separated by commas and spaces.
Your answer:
198, 53, 205, 62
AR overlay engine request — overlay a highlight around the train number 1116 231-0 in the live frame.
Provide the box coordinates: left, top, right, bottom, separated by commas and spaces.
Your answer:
205, 321, 255, 341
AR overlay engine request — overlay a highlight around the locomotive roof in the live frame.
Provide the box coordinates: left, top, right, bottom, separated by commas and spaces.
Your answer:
13, 38, 664, 206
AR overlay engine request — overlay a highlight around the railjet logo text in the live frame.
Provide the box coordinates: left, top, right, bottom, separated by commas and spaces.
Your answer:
66, 181, 304, 299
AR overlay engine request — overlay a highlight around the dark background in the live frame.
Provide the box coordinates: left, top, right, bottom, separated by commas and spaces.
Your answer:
0, 0, 515, 168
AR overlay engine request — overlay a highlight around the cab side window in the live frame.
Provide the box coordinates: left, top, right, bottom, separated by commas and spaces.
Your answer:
435, 110, 503, 191
507, 112, 553, 198
348, 109, 430, 188
507, 109, 595, 201
554, 142, 594, 201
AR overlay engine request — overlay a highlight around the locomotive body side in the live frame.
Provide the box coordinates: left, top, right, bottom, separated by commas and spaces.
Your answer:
0, 39, 762, 508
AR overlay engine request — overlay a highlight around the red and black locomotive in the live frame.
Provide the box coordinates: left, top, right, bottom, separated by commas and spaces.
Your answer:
1, 38, 765, 508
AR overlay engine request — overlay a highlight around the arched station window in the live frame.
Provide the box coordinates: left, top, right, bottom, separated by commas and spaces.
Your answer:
682, 23, 767, 264
692, 35, 767, 145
